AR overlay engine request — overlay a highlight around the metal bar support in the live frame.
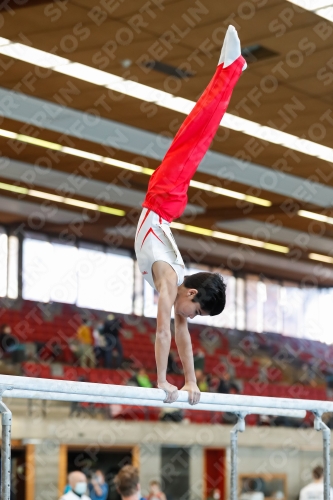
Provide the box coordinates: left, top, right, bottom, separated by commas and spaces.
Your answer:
230, 413, 246, 500
0, 400, 12, 500
314, 412, 331, 500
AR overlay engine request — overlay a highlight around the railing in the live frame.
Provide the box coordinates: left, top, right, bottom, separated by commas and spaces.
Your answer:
0, 375, 331, 500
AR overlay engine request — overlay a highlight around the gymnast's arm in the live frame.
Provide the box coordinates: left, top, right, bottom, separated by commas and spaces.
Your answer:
174, 313, 201, 405
153, 261, 179, 403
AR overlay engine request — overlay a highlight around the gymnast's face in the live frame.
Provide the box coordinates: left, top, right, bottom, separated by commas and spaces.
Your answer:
174, 288, 208, 319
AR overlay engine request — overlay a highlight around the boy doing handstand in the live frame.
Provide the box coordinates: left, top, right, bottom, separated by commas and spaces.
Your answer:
135, 26, 246, 405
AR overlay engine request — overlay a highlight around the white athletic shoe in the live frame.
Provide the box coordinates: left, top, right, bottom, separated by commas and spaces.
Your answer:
218, 25, 247, 71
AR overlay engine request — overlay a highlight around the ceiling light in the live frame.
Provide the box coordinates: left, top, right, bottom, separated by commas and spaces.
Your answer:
190, 179, 243, 200
286, 1, 333, 21
298, 210, 333, 224
239, 236, 265, 248
28, 190, 63, 203
171, 222, 289, 253
0, 38, 10, 47
141, 167, 154, 175
316, 6, 333, 21
210, 230, 239, 243
63, 198, 99, 210
189, 181, 271, 206
0, 128, 271, 206
0, 43, 70, 68
309, 252, 333, 264
245, 195, 271, 207
174, 223, 212, 237
0, 181, 125, 217
107, 79, 168, 102
157, 96, 195, 114
0, 129, 16, 139
99, 205, 125, 216
103, 156, 146, 173
62, 147, 103, 162
53, 62, 124, 86
18, 135, 62, 150
288, 0, 332, 8
0, 36, 332, 165
120, 59, 132, 68
264, 243, 289, 253
0, 182, 28, 195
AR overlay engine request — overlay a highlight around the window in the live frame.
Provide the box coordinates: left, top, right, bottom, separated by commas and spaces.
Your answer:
317, 288, 333, 344
23, 237, 134, 313
76, 246, 134, 313
217, 271, 236, 329
7, 235, 18, 300
143, 279, 159, 318
20, 234, 333, 343
281, 283, 303, 337
236, 277, 245, 330
133, 260, 143, 316
23, 238, 77, 304
0, 230, 7, 298
22, 238, 53, 302
106, 251, 134, 314
302, 287, 332, 343
49, 243, 78, 304
263, 279, 282, 334
245, 275, 261, 332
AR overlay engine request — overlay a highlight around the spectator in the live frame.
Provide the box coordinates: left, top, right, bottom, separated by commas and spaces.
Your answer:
101, 314, 123, 369
63, 474, 71, 494
92, 321, 105, 364
159, 406, 183, 422
240, 479, 264, 500
59, 471, 90, 500
136, 368, 153, 388
207, 375, 220, 393
221, 383, 240, 425
0, 323, 18, 362
89, 470, 108, 500
195, 369, 209, 392
299, 466, 333, 500
76, 318, 95, 368
217, 372, 240, 395
193, 348, 205, 371
217, 372, 231, 393
147, 481, 166, 500
207, 488, 221, 500
167, 350, 182, 374
114, 465, 145, 500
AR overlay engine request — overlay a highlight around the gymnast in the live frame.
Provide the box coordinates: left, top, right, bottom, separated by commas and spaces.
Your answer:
135, 26, 246, 405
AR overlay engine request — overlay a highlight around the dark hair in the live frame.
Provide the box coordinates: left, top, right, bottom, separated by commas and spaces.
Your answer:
183, 272, 226, 316
114, 465, 139, 497
313, 466, 323, 480
247, 479, 260, 492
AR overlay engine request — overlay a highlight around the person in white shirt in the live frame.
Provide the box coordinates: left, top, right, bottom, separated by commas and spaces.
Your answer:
240, 479, 265, 500
300, 466, 333, 500
60, 471, 90, 500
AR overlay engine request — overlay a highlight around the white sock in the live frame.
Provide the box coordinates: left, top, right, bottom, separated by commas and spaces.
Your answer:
218, 25, 247, 71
